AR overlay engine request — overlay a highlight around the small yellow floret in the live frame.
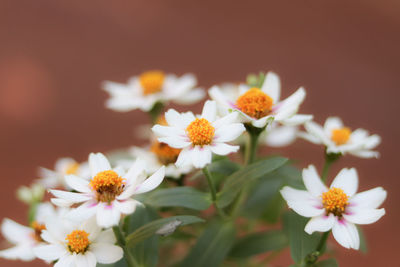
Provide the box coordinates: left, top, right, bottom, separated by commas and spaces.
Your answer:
151, 141, 181, 165
331, 127, 351, 145
66, 230, 90, 254
322, 187, 349, 217
90, 170, 125, 203
236, 88, 273, 119
65, 162, 79, 175
139, 70, 165, 95
186, 118, 215, 146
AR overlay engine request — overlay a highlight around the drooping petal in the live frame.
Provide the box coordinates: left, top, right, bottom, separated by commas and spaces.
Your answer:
89, 153, 111, 177
91, 243, 123, 264
54, 254, 75, 267
201, 100, 217, 122
280, 187, 324, 217
330, 168, 358, 197
67, 201, 98, 222
210, 143, 239, 156
65, 175, 91, 193
175, 147, 193, 168
0, 244, 35, 261
191, 146, 212, 169
343, 208, 385, 225
332, 219, 360, 250
261, 72, 280, 103
349, 187, 387, 209
82, 217, 101, 242
265, 125, 298, 147
349, 150, 379, 159
134, 166, 165, 195
302, 165, 328, 197
33, 244, 66, 262
1, 218, 32, 245
96, 204, 121, 228
304, 214, 335, 234
113, 199, 139, 214
214, 123, 245, 142
95, 229, 116, 244
76, 252, 96, 267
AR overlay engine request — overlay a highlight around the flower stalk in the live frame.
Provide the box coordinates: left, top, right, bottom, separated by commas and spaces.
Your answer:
202, 166, 227, 219
113, 225, 138, 267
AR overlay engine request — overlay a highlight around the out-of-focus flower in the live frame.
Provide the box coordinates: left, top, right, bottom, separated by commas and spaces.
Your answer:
37, 157, 90, 189
299, 117, 381, 158
0, 202, 56, 261
34, 217, 123, 267
16, 183, 45, 204
152, 100, 246, 169
209, 72, 310, 128
281, 165, 386, 250
50, 153, 165, 228
261, 123, 299, 147
103, 71, 204, 112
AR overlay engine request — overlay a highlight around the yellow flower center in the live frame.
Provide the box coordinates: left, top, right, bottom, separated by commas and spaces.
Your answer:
155, 115, 168, 126
30, 221, 46, 242
331, 127, 351, 145
65, 162, 80, 175
151, 141, 181, 165
89, 170, 125, 203
139, 70, 165, 95
66, 230, 90, 254
236, 88, 273, 119
321, 187, 349, 217
186, 118, 215, 146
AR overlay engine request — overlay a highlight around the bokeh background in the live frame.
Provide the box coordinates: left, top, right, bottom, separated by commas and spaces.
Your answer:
0, 0, 399, 266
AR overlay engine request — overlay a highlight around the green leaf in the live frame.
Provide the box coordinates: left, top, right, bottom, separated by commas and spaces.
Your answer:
283, 211, 320, 264
228, 230, 288, 259
314, 258, 338, 267
357, 225, 368, 254
218, 157, 288, 208
142, 186, 211, 210
180, 220, 236, 267
126, 215, 205, 247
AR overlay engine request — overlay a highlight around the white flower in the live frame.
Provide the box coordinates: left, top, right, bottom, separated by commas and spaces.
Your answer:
17, 183, 45, 204
0, 202, 57, 261
130, 143, 192, 179
50, 153, 165, 228
103, 71, 205, 112
299, 117, 381, 158
38, 157, 90, 189
261, 123, 300, 147
280, 165, 386, 250
152, 100, 246, 169
209, 72, 311, 128
34, 217, 123, 267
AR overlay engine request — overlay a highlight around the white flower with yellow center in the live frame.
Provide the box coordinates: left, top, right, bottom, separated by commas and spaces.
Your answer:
280, 165, 386, 250
209, 72, 310, 128
0, 203, 57, 261
50, 153, 165, 228
299, 117, 381, 158
38, 157, 90, 189
152, 100, 246, 169
33, 217, 123, 267
103, 70, 205, 112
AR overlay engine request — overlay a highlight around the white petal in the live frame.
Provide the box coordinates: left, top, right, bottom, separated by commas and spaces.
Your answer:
164, 109, 188, 128
302, 165, 328, 197
54, 254, 75, 267
67, 202, 98, 223
273, 87, 305, 120
210, 143, 239, 155
305, 214, 335, 234
1, 218, 32, 245
214, 123, 245, 142
297, 131, 323, 145
75, 252, 96, 267
280, 114, 313, 126
323, 117, 343, 135
343, 208, 385, 225
280, 187, 324, 217
349, 187, 387, 209
113, 199, 138, 214
192, 146, 212, 169
96, 203, 121, 228
157, 136, 191, 149
50, 190, 92, 203
363, 134, 381, 149
175, 147, 193, 168
201, 100, 217, 122
95, 229, 116, 244
33, 244, 66, 262
330, 168, 358, 197
152, 125, 185, 138
91, 243, 123, 264
261, 71, 280, 103
134, 166, 165, 194
251, 115, 273, 128
304, 121, 330, 144
332, 219, 360, 250
172, 88, 205, 105
65, 175, 91, 193
212, 112, 239, 128
349, 150, 379, 158
208, 85, 232, 109
89, 153, 111, 177
0, 244, 35, 261
265, 125, 298, 147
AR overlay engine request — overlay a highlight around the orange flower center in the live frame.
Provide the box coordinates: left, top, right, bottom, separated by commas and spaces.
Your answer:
321, 187, 349, 217
155, 115, 168, 126
151, 141, 181, 165
236, 88, 273, 119
89, 170, 125, 203
186, 118, 215, 146
66, 230, 90, 254
139, 70, 165, 95
331, 127, 351, 145
30, 221, 46, 242
65, 162, 80, 175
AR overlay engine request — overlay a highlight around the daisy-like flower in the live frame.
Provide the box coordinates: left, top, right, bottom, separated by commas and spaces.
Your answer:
34, 217, 123, 267
209, 72, 311, 128
0, 202, 56, 261
280, 165, 387, 250
103, 70, 205, 112
152, 100, 246, 169
50, 153, 165, 228
299, 117, 381, 158
38, 157, 90, 189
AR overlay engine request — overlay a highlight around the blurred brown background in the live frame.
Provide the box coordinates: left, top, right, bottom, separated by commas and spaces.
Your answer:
0, 0, 399, 266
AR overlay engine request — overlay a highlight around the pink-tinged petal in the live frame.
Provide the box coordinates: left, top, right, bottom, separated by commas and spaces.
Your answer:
302, 165, 328, 197
89, 153, 111, 177
33, 244, 66, 262
343, 208, 385, 225
332, 218, 360, 250
210, 143, 239, 156
0, 244, 35, 261
349, 187, 387, 209
134, 166, 165, 194
214, 123, 245, 143
91, 243, 123, 264
1, 218, 32, 245
304, 214, 335, 234
261, 71, 280, 103
280, 187, 324, 218
50, 190, 92, 204
65, 175, 91, 193
330, 168, 358, 197
201, 100, 217, 122
96, 203, 121, 228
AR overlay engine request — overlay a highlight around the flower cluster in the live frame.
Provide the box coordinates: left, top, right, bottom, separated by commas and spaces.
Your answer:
0, 70, 386, 267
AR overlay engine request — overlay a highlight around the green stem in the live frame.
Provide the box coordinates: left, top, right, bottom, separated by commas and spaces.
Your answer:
202, 166, 227, 218
113, 225, 138, 267
321, 152, 341, 182
244, 125, 263, 165
316, 231, 330, 253
148, 102, 164, 124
